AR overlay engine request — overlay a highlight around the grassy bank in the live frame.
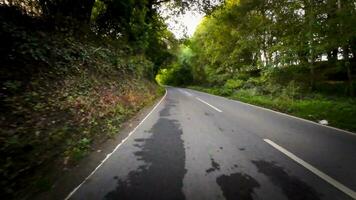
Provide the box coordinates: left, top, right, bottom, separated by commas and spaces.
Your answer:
0, 10, 164, 199
188, 86, 356, 132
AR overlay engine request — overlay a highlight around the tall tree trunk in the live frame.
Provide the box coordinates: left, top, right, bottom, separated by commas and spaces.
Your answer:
326, 0, 338, 65
337, 0, 353, 96
305, 0, 316, 90
331, 49, 338, 62
351, 38, 356, 63
343, 46, 354, 96
262, 47, 269, 67
310, 59, 316, 91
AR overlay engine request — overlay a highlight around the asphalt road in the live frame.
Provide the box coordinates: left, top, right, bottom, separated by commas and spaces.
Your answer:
67, 87, 356, 200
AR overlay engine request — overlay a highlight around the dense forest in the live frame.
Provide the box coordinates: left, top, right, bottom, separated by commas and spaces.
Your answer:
157, 0, 356, 131
0, 0, 217, 198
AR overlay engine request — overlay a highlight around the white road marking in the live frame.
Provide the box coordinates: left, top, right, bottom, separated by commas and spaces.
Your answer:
179, 89, 193, 97
64, 89, 168, 200
264, 139, 356, 199
186, 88, 355, 136
196, 97, 222, 112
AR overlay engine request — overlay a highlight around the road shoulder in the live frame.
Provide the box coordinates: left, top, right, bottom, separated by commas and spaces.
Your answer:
34, 93, 166, 200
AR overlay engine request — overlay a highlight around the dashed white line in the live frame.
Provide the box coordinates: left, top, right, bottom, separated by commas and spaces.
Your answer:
264, 139, 356, 199
196, 97, 222, 112
64, 89, 167, 200
179, 89, 193, 97
186, 88, 355, 136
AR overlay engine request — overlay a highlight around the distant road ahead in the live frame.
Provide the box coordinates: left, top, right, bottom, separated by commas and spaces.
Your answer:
67, 87, 356, 200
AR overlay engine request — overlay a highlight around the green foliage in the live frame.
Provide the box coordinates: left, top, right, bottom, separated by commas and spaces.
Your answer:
2, 0, 355, 198
185, 0, 356, 96
91, 0, 107, 21
281, 81, 301, 100
156, 85, 166, 96
224, 79, 244, 89
0, 0, 226, 198
156, 64, 193, 86
66, 138, 91, 161
0, 6, 164, 198
155, 44, 195, 86
232, 89, 356, 131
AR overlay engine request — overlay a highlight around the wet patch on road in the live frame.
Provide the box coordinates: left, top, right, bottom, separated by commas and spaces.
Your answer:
159, 98, 177, 117
206, 157, 221, 174
216, 172, 260, 200
252, 160, 321, 200
227, 164, 239, 171
105, 97, 186, 200
133, 143, 142, 148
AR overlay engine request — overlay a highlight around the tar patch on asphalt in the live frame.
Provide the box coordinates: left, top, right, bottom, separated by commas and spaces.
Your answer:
105, 97, 186, 200
252, 160, 321, 200
206, 157, 221, 174
216, 172, 260, 200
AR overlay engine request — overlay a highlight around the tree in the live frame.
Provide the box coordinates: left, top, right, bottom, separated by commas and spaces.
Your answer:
39, 0, 95, 23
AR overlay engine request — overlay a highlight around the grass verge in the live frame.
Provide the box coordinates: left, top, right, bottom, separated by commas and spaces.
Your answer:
188, 86, 356, 133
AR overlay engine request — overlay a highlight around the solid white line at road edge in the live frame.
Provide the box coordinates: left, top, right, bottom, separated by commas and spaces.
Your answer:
264, 139, 356, 199
64, 89, 167, 200
196, 97, 222, 112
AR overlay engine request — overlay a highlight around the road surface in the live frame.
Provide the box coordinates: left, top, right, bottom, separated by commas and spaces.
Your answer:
67, 87, 356, 200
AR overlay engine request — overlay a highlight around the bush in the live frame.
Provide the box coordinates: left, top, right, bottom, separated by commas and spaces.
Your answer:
281, 80, 301, 100
155, 64, 193, 86
0, 13, 160, 199
262, 66, 310, 87
261, 83, 282, 96
236, 88, 259, 97
242, 77, 265, 89
234, 73, 250, 81
216, 88, 233, 96
224, 79, 244, 89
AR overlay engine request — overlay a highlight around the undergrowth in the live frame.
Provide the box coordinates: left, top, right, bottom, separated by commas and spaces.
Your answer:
0, 7, 161, 199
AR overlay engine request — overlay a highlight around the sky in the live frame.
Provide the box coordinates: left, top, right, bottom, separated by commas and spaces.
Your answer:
158, 0, 223, 39
163, 11, 205, 39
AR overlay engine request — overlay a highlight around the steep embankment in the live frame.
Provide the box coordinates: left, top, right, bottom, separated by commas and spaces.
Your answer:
0, 8, 162, 199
